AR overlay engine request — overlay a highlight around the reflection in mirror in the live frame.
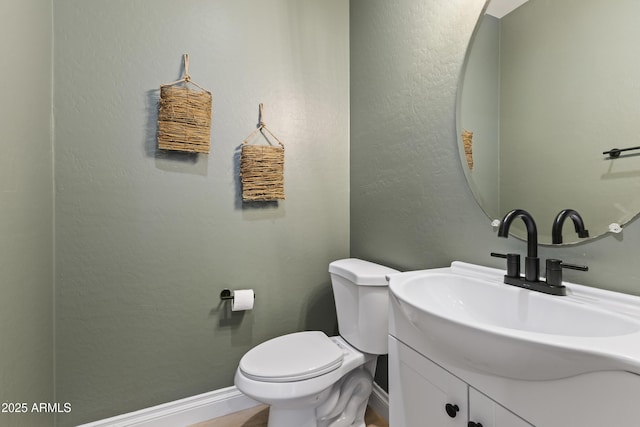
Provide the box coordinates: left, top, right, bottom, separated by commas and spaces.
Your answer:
457, 0, 640, 245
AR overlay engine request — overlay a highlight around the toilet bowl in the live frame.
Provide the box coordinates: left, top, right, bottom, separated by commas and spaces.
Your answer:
234, 259, 398, 427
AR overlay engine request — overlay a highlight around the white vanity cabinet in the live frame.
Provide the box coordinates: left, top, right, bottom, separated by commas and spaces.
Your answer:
389, 337, 533, 427
468, 387, 532, 427
388, 263, 640, 426
389, 335, 467, 426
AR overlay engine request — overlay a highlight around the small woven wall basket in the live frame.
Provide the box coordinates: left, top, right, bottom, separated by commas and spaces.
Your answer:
240, 144, 285, 201
158, 86, 211, 153
157, 55, 212, 154
240, 104, 285, 201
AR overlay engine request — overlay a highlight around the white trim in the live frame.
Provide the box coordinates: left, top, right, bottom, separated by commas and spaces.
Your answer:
77, 383, 389, 427
77, 386, 260, 427
368, 382, 389, 423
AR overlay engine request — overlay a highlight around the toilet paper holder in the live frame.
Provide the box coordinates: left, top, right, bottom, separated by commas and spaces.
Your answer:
220, 288, 256, 301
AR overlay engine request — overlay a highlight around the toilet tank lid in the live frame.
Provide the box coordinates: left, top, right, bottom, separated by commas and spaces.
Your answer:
329, 258, 399, 286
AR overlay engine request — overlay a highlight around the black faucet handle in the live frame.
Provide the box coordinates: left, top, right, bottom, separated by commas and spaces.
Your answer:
546, 259, 588, 287
491, 252, 521, 278
546, 259, 563, 287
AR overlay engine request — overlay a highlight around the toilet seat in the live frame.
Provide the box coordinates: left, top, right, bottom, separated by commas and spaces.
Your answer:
239, 331, 344, 383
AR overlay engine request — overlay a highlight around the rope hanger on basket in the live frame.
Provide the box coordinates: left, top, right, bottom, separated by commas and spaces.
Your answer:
242, 103, 285, 148
161, 53, 210, 93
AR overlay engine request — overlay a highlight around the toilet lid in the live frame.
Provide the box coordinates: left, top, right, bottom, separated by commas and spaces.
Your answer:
239, 331, 344, 382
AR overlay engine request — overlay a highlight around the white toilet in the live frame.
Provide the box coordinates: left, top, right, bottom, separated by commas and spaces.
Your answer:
234, 258, 398, 427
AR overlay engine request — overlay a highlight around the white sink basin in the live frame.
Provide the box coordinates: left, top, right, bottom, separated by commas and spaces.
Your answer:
389, 262, 640, 380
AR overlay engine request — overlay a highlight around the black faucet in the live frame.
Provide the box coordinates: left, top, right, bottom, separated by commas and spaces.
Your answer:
551, 209, 589, 244
493, 209, 589, 296
497, 209, 540, 282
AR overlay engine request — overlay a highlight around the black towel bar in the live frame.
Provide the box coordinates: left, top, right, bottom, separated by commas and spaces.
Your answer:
603, 145, 640, 158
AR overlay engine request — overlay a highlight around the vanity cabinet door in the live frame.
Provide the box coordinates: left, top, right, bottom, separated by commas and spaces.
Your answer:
469, 387, 533, 427
389, 337, 467, 426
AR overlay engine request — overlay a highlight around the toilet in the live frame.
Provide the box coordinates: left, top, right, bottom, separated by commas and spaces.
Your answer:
234, 258, 398, 427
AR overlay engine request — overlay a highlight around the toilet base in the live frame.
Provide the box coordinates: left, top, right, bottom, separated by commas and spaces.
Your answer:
268, 407, 318, 427
266, 396, 368, 427
265, 366, 373, 427
315, 367, 372, 427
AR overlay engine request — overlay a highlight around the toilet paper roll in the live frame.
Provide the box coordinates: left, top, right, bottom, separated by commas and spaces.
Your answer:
231, 289, 254, 312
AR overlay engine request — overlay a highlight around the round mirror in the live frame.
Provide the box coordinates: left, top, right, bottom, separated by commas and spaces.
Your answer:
457, 0, 640, 245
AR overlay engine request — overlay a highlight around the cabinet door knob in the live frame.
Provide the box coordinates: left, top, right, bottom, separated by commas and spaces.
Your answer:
445, 403, 459, 418
468, 422, 484, 427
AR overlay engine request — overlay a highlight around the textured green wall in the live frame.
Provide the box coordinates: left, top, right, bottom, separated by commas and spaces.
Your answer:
0, 1, 54, 426
350, 0, 490, 273
53, 1, 349, 425
350, 0, 640, 301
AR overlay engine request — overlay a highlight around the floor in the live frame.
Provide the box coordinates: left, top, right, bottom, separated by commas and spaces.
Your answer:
189, 404, 389, 427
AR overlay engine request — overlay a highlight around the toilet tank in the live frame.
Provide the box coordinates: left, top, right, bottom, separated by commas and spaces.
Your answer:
329, 258, 399, 355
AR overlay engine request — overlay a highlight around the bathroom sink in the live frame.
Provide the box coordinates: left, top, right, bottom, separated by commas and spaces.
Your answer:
389, 262, 640, 380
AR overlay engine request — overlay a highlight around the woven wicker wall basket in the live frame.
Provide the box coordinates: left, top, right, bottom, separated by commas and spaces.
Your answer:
158, 86, 212, 154
240, 144, 285, 201
239, 103, 286, 202
157, 54, 212, 154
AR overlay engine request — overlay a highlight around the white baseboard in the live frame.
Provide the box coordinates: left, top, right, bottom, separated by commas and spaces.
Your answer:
77, 386, 260, 427
77, 383, 389, 427
368, 382, 390, 422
